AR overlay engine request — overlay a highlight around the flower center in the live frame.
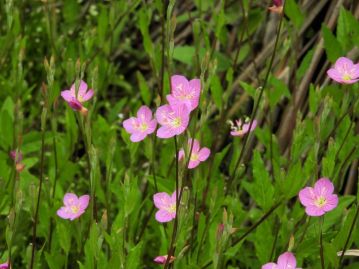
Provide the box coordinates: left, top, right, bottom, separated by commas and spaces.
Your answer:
314, 196, 327, 208
190, 153, 199, 161
71, 205, 80, 214
168, 203, 176, 214
139, 123, 148, 131
172, 117, 182, 127
342, 74, 352, 81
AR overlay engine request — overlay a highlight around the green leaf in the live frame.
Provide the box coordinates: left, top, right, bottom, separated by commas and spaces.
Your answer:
0, 97, 14, 150
172, 46, 231, 72
210, 75, 223, 109
285, 0, 304, 29
136, 71, 151, 105
322, 25, 343, 62
242, 150, 274, 210
337, 7, 359, 50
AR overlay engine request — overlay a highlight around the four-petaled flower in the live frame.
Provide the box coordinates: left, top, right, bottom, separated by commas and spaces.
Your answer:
262, 252, 301, 269
327, 57, 359, 84
153, 191, 177, 223
57, 193, 90, 221
123, 106, 157, 142
230, 119, 257, 137
167, 75, 201, 112
155, 104, 190, 138
178, 138, 211, 169
153, 255, 175, 265
299, 178, 338, 217
61, 80, 94, 114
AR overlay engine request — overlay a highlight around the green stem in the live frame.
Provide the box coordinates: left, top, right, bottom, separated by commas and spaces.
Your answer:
227, 0, 286, 192
30, 108, 47, 269
338, 204, 359, 269
164, 136, 180, 269
319, 216, 325, 269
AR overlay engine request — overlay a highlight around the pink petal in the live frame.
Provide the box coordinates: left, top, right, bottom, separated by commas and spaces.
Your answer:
298, 187, 315, 207
123, 117, 138, 134
61, 90, 76, 102
323, 194, 338, 212
188, 78, 201, 110
171, 75, 189, 95
146, 119, 157, 134
81, 89, 94, 102
313, 178, 334, 197
198, 147, 211, 161
137, 105, 153, 122
78, 195, 90, 210
335, 57, 354, 71
57, 207, 71, 219
230, 130, 246, 137
167, 94, 193, 112
130, 132, 147, 142
327, 69, 344, 83
178, 149, 185, 161
155, 209, 175, 222
342, 78, 359, 84
155, 105, 172, 125
68, 98, 83, 111
188, 160, 201, 169
262, 263, 278, 269
0, 262, 9, 269
350, 63, 359, 78
188, 139, 200, 152
277, 252, 296, 269
153, 192, 172, 210
305, 205, 325, 217
70, 209, 86, 220
78, 80, 89, 97
154, 256, 167, 264
63, 193, 79, 206
157, 126, 176, 138
170, 191, 177, 203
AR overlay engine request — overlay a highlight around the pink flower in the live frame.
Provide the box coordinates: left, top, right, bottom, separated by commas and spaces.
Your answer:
230, 119, 257, 137
57, 193, 90, 221
0, 262, 9, 269
155, 104, 190, 138
178, 139, 211, 169
273, 0, 282, 6
61, 80, 94, 114
262, 252, 300, 269
153, 191, 177, 223
167, 75, 201, 112
327, 57, 359, 84
10, 150, 22, 163
268, 0, 283, 13
299, 178, 338, 217
153, 255, 175, 264
122, 106, 157, 142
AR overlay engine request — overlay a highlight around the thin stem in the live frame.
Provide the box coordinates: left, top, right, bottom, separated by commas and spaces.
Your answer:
159, 0, 167, 102
48, 117, 59, 249
30, 108, 47, 269
232, 201, 282, 246
338, 204, 359, 269
164, 136, 180, 269
227, 1, 286, 192
319, 216, 325, 269
152, 136, 159, 192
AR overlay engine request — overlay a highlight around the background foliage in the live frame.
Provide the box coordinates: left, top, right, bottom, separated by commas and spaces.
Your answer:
0, 0, 358, 268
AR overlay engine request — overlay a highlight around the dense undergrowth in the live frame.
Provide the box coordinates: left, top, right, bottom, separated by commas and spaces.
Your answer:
0, 0, 359, 268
